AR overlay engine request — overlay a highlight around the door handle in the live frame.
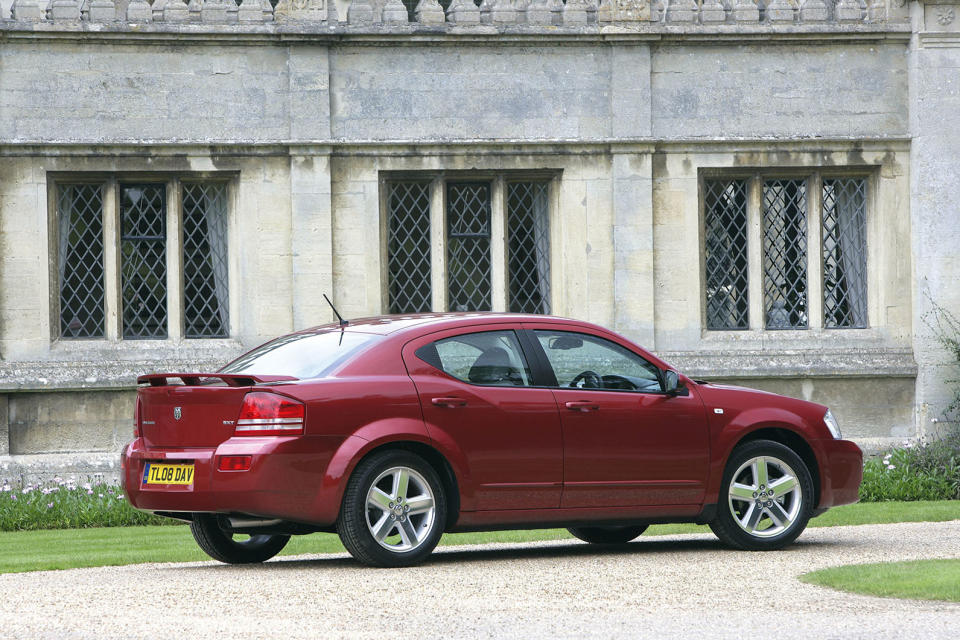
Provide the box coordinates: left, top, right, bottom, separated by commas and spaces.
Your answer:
565, 401, 599, 412
431, 396, 467, 408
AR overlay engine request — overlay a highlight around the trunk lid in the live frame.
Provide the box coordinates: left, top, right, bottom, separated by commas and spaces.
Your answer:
136, 373, 297, 449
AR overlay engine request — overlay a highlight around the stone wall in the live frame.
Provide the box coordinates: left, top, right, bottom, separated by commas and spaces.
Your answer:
1, 2, 958, 483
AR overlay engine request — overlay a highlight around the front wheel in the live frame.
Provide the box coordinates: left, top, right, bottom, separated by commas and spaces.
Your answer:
709, 439, 814, 551
567, 525, 648, 544
337, 450, 447, 567
190, 514, 290, 564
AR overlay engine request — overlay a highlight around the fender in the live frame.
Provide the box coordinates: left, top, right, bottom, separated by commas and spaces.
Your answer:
306, 417, 470, 525
705, 405, 815, 503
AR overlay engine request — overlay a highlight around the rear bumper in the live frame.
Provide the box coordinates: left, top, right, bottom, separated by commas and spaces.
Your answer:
814, 438, 863, 509
122, 435, 344, 525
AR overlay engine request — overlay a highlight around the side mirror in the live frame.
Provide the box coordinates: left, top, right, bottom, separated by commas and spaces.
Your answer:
662, 370, 681, 396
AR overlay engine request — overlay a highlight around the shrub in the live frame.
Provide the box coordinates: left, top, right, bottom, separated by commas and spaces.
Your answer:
860, 430, 960, 502
0, 478, 180, 532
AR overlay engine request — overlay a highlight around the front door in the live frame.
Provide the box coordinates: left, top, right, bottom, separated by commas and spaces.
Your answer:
526, 326, 710, 508
403, 327, 563, 512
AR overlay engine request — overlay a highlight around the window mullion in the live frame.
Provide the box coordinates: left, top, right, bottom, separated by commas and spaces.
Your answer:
807, 173, 824, 331
430, 177, 447, 312
103, 180, 121, 341
746, 176, 764, 331
166, 179, 183, 341
490, 176, 507, 313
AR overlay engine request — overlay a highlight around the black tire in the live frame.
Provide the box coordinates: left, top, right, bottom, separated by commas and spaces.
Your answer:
567, 525, 649, 544
709, 439, 814, 551
337, 450, 447, 568
189, 514, 290, 564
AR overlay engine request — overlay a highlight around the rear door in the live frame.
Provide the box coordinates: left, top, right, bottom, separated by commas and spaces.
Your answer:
402, 327, 563, 511
523, 325, 710, 508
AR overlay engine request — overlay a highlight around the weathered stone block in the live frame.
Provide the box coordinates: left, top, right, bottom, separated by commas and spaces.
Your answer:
699, 0, 725, 22
597, 0, 650, 21
163, 0, 190, 21
49, 0, 81, 20
666, 0, 697, 22
765, 0, 794, 22
525, 0, 552, 22
414, 0, 445, 22
563, 0, 589, 23
798, 0, 827, 21
731, 0, 758, 21
238, 0, 266, 22
381, 0, 408, 21
446, 0, 480, 22
835, 0, 862, 21
126, 0, 151, 20
347, 0, 375, 22
11, 0, 44, 19
274, 0, 327, 22
200, 0, 230, 22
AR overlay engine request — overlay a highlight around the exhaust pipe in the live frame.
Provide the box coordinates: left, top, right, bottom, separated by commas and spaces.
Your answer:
227, 517, 283, 529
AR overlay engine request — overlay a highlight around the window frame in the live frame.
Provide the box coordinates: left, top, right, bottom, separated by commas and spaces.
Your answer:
48, 173, 237, 343
415, 329, 535, 388
379, 170, 560, 315
699, 168, 874, 333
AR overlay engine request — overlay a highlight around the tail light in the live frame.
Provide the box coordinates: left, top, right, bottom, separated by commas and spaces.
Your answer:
134, 396, 142, 439
235, 392, 305, 437
218, 455, 252, 471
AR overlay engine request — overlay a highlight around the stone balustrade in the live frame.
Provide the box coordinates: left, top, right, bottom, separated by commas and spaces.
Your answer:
0, 0, 899, 25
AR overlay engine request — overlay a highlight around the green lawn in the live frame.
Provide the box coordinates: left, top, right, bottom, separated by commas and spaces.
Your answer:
0, 500, 956, 575
801, 558, 960, 602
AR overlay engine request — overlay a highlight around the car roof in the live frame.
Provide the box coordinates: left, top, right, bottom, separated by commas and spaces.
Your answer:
297, 312, 591, 337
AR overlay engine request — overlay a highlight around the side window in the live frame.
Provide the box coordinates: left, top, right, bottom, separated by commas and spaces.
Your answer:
416, 331, 531, 387
535, 331, 661, 392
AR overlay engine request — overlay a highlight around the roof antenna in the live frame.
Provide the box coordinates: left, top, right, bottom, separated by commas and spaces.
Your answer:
323, 293, 349, 328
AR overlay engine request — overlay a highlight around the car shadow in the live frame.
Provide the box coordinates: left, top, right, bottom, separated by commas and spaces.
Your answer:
167, 534, 840, 572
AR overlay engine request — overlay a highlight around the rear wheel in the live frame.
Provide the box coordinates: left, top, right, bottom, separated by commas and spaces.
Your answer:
337, 450, 447, 567
709, 439, 813, 551
190, 514, 290, 564
567, 525, 649, 544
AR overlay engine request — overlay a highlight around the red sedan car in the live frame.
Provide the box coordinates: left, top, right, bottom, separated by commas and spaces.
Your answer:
122, 313, 863, 567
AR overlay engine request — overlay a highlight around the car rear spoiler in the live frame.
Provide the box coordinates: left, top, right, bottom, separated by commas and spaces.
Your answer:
137, 373, 299, 387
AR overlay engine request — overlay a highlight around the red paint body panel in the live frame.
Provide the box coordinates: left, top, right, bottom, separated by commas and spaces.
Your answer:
122, 313, 863, 533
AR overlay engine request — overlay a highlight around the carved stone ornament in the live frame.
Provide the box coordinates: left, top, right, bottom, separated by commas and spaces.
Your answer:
937, 6, 955, 25
446, 0, 481, 23
275, 0, 327, 21
597, 0, 650, 21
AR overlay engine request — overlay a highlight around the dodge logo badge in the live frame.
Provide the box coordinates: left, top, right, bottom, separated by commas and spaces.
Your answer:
174, 407, 182, 420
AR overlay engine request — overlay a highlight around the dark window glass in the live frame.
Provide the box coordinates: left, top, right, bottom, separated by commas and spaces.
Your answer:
535, 330, 661, 393
183, 183, 229, 338
762, 179, 808, 329
447, 182, 492, 312
58, 184, 105, 339
704, 179, 749, 330
419, 330, 531, 387
222, 331, 382, 379
387, 182, 432, 314
507, 181, 551, 314
822, 178, 868, 329
120, 184, 168, 339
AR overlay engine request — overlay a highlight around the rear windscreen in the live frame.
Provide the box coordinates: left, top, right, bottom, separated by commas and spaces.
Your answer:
220, 331, 382, 379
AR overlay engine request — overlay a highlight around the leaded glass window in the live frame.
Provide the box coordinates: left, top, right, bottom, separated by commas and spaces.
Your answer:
763, 179, 808, 330
447, 182, 492, 312
704, 179, 748, 330
58, 184, 105, 339
387, 182, 432, 314
121, 184, 168, 339
822, 178, 868, 328
183, 183, 229, 338
507, 181, 551, 314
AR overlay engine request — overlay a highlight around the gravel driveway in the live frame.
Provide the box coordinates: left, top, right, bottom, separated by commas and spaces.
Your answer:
2, 520, 959, 639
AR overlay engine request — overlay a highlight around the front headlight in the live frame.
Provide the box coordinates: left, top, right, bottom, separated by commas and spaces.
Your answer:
823, 409, 842, 439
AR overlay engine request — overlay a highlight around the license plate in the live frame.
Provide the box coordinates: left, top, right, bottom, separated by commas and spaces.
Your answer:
144, 463, 195, 486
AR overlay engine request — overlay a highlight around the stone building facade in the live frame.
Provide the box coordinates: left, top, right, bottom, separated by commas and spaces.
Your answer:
0, 0, 958, 484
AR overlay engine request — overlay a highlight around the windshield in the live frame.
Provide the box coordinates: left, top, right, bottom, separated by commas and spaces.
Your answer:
220, 330, 382, 379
